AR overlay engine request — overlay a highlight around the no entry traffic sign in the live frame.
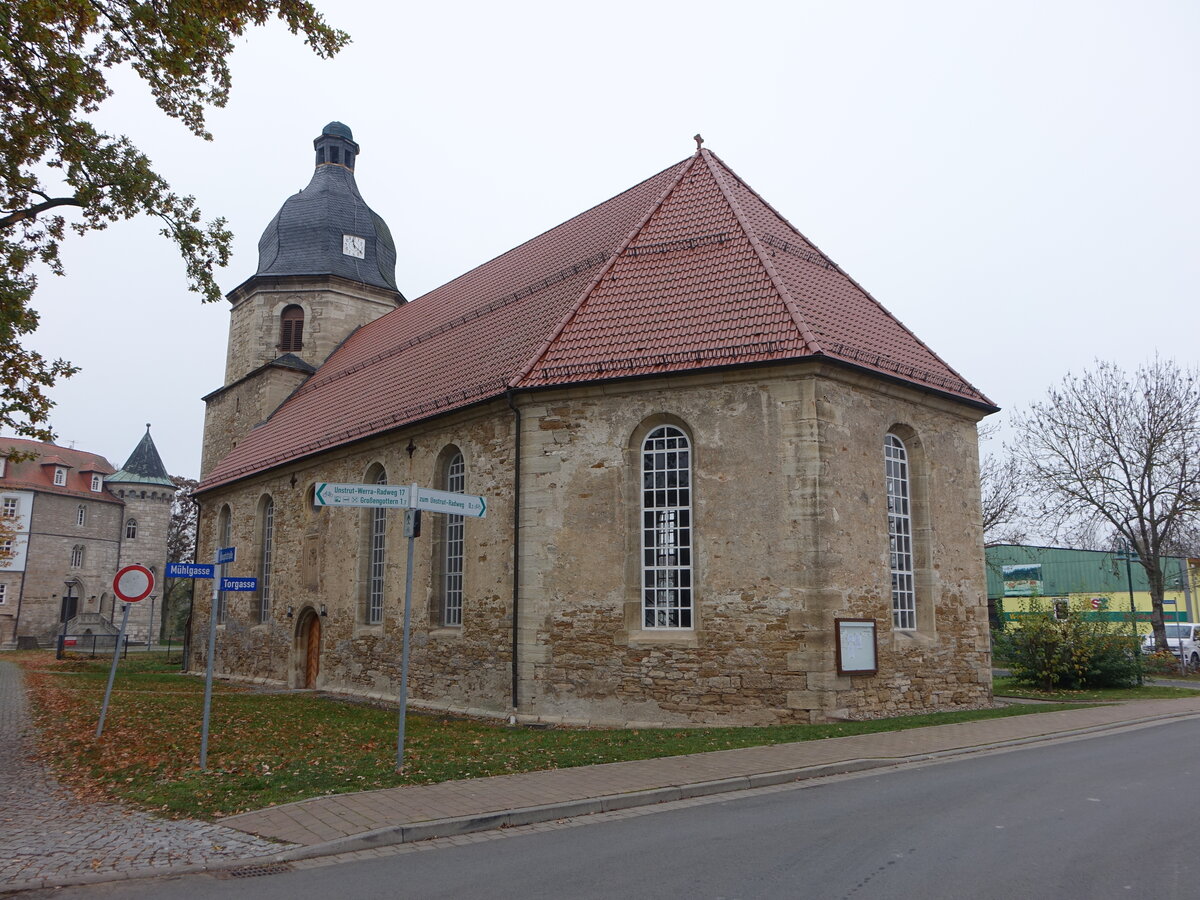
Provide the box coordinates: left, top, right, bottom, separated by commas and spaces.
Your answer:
113, 565, 154, 603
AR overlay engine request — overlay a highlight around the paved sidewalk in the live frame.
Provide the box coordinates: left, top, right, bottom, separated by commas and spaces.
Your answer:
222, 695, 1200, 857
0, 661, 287, 892
6, 660, 1200, 894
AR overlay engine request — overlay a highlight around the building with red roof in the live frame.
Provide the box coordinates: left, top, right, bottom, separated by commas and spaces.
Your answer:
194, 125, 996, 725
1, 429, 174, 648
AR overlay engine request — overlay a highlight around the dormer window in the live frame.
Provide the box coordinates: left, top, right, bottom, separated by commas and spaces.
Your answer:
280, 305, 304, 352
90, 474, 102, 492
54, 467, 66, 486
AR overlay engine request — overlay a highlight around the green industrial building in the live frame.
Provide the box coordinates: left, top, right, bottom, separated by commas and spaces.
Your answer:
986, 544, 1197, 628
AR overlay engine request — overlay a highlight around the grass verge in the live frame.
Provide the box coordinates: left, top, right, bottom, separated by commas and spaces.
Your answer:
14, 652, 1091, 821
992, 676, 1200, 701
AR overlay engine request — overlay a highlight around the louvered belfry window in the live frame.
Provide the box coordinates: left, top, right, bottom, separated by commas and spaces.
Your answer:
280, 305, 304, 353
642, 426, 693, 629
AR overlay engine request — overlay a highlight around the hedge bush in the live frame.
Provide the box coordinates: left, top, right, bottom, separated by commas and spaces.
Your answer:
995, 598, 1142, 690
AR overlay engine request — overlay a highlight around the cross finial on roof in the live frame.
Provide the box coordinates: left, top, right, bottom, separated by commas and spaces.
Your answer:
693, 134, 704, 151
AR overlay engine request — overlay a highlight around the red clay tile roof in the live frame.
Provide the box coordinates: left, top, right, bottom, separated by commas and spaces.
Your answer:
200, 150, 993, 492
1, 438, 121, 503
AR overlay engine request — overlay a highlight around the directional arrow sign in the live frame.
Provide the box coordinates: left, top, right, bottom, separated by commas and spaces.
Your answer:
314, 482, 411, 508
414, 486, 487, 518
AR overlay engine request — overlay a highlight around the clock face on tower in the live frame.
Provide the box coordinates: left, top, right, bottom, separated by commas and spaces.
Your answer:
342, 234, 366, 259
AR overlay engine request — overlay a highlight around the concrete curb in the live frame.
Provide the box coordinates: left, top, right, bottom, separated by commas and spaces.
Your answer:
6, 708, 1200, 895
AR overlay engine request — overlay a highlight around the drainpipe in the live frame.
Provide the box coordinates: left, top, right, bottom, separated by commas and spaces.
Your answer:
506, 390, 522, 717
11, 492, 35, 643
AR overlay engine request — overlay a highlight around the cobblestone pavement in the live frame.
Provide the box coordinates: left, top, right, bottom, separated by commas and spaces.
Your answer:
0, 660, 290, 890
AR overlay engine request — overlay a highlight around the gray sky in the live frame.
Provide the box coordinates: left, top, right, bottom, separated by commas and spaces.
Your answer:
18, 0, 1199, 479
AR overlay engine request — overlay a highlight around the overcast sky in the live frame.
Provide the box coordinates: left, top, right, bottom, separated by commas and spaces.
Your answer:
15, 0, 1199, 479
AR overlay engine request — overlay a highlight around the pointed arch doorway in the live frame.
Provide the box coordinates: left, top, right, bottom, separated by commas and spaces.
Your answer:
296, 608, 321, 689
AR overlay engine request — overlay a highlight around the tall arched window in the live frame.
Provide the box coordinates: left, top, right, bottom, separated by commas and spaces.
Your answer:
279, 305, 304, 353
886, 433, 916, 630
125, 518, 138, 539
76, 505, 86, 526
259, 497, 274, 623
440, 451, 465, 626
366, 466, 387, 624
642, 425, 693, 629
217, 505, 232, 624
70, 545, 84, 567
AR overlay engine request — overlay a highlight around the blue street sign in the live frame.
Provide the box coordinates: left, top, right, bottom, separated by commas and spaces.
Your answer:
217, 547, 236, 564
167, 562, 215, 579
220, 577, 258, 592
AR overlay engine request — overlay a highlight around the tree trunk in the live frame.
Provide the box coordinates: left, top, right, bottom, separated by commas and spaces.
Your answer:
1146, 561, 1168, 651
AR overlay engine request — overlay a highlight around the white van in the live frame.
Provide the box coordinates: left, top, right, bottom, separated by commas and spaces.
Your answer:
1141, 623, 1200, 667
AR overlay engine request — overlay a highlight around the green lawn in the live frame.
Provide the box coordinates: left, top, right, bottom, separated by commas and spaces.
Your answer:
992, 676, 1200, 702
16, 652, 1090, 821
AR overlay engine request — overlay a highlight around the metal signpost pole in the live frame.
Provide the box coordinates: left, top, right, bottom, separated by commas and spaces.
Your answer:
310, 482, 482, 772
95, 603, 131, 737
200, 548, 227, 771
146, 595, 156, 652
96, 565, 154, 738
397, 505, 419, 771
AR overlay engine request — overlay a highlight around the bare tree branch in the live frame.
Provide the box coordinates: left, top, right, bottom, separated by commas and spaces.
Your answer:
1012, 358, 1200, 649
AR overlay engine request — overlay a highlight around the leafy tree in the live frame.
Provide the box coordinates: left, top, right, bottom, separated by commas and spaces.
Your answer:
163, 475, 197, 639
1, 1, 348, 444
1013, 358, 1200, 651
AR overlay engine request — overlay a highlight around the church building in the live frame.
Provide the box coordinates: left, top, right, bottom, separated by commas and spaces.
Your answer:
194, 123, 996, 725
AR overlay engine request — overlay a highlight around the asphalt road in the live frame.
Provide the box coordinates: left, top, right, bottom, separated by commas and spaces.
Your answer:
25, 717, 1200, 900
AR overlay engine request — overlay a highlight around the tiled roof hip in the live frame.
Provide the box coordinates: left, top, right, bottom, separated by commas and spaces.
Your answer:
199, 150, 993, 492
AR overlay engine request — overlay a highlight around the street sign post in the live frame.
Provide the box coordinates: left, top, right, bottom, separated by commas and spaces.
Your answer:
163, 549, 239, 768
313, 482, 411, 508
413, 485, 487, 518
96, 565, 156, 738
316, 481, 487, 770
167, 562, 215, 579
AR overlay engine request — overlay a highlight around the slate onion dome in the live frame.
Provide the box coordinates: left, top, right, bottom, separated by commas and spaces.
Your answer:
254, 122, 400, 293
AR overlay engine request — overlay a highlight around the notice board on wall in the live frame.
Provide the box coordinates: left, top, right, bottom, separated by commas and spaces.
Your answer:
835, 618, 878, 675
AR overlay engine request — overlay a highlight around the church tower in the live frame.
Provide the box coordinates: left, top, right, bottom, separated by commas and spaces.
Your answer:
201, 122, 405, 477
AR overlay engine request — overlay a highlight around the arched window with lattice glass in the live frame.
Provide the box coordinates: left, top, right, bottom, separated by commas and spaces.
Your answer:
641, 426, 693, 629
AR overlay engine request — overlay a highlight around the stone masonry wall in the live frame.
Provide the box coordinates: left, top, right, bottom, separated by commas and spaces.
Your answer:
193, 364, 991, 727
192, 400, 516, 716
515, 363, 991, 726
20, 493, 123, 645
114, 487, 173, 643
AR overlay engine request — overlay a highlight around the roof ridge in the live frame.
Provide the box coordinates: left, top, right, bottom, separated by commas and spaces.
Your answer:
704, 150, 987, 404
508, 154, 698, 388
700, 149, 823, 355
